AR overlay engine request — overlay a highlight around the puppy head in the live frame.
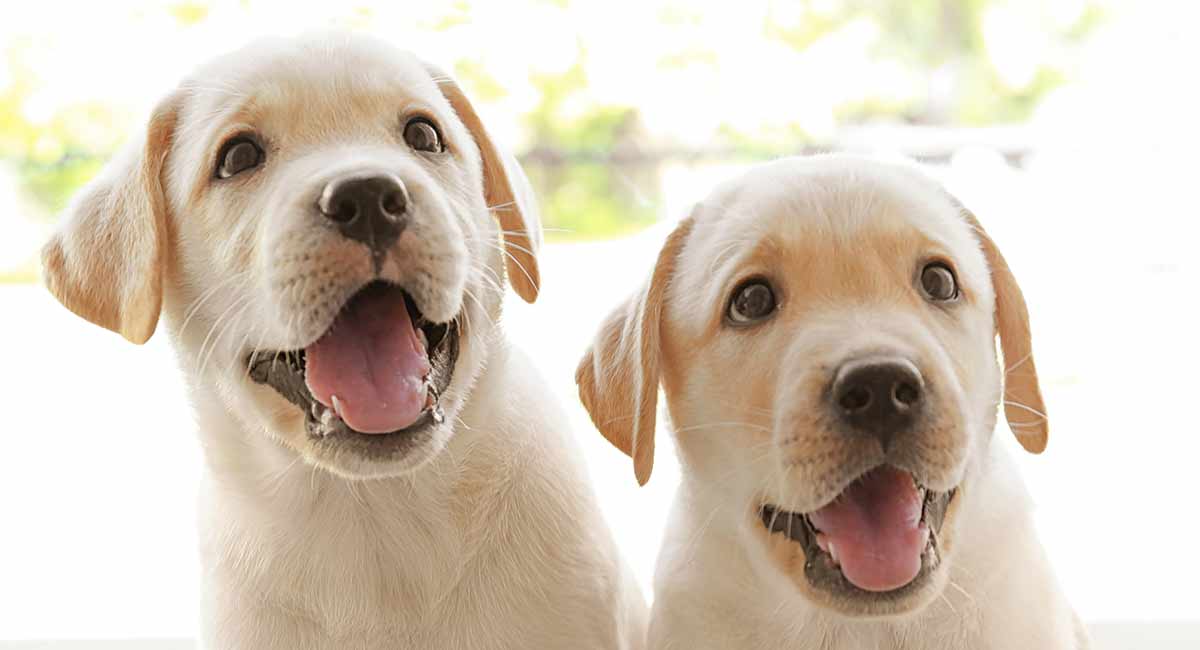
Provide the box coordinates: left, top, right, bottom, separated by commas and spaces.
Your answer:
42, 34, 541, 479
577, 155, 1046, 617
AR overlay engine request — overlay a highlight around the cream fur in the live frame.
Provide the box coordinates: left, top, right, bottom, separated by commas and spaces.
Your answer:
43, 33, 644, 649
578, 155, 1085, 650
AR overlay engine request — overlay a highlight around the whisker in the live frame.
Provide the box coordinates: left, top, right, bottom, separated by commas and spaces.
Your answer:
1004, 351, 1033, 374
263, 455, 303, 497
1006, 420, 1048, 429
596, 412, 637, 427
179, 273, 247, 341
497, 239, 538, 258
947, 579, 976, 607
677, 500, 727, 567
198, 298, 253, 379
673, 421, 773, 435
486, 200, 517, 212
1001, 400, 1048, 420
469, 262, 505, 296
497, 247, 537, 291
938, 592, 959, 616
699, 396, 775, 417
194, 293, 249, 374
498, 227, 573, 235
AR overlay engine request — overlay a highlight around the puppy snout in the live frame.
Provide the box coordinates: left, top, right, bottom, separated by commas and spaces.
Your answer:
831, 356, 925, 451
318, 173, 409, 253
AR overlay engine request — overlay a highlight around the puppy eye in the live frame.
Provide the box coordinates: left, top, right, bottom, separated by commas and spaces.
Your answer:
404, 118, 444, 153
727, 278, 777, 325
920, 263, 959, 302
216, 137, 264, 179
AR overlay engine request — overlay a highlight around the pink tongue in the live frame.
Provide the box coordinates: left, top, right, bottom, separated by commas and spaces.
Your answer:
304, 286, 430, 434
806, 466, 929, 592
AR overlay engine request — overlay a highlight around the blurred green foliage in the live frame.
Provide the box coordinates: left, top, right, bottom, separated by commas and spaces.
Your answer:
1, 0, 1101, 247
520, 60, 658, 238
2, 41, 129, 215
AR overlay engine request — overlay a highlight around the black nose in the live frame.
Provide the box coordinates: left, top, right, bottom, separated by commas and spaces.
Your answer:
830, 357, 925, 451
318, 173, 409, 254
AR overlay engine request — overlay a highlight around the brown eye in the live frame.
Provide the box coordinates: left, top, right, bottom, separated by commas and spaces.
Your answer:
404, 118, 443, 152
920, 263, 958, 302
216, 137, 264, 179
727, 279, 777, 325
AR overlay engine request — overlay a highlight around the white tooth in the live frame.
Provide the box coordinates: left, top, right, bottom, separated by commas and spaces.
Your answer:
827, 540, 840, 566
331, 394, 345, 419
816, 533, 831, 553
416, 328, 428, 351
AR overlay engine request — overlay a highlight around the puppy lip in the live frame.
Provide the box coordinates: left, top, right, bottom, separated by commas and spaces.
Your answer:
757, 467, 957, 599
245, 280, 460, 453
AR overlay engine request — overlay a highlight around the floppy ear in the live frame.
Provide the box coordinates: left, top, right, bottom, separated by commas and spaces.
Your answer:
426, 64, 542, 303
956, 204, 1049, 454
41, 94, 180, 344
576, 218, 694, 485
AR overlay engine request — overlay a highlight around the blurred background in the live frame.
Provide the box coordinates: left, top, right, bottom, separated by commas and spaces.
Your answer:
2, 0, 1198, 647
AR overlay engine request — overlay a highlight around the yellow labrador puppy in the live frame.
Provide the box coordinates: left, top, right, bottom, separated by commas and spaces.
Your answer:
43, 34, 644, 649
578, 155, 1086, 649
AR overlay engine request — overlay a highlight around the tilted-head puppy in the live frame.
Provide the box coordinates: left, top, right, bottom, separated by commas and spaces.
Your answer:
577, 155, 1086, 649
43, 34, 644, 649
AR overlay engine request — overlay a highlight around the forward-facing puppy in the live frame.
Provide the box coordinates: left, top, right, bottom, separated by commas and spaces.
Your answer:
577, 155, 1086, 649
43, 34, 644, 649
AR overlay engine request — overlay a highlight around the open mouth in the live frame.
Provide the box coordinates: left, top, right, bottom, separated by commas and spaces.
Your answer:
759, 465, 955, 598
246, 280, 459, 456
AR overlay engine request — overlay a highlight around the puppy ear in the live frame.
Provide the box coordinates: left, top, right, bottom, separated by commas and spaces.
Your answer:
41, 93, 180, 344
426, 64, 542, 303
955, 203, 1049, 454
576, 218, 694, 485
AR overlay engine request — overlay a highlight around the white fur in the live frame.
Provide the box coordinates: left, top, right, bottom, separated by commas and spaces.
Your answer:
44, 34, 645, 649
579, 155, 1085, 650
197, 343, 645, 649
650, 444, 1082, 649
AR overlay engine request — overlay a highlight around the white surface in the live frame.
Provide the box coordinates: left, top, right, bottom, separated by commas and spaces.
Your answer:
2, 160, 1199, 641
2, 625, 1197, 649
3, 0, 1200, 644
7, 630, 1200, 650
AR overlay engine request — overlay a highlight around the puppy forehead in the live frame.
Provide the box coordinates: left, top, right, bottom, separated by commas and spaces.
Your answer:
201, 35, 433, 94
179, 35, 447, 142
679, 156, 990, 296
